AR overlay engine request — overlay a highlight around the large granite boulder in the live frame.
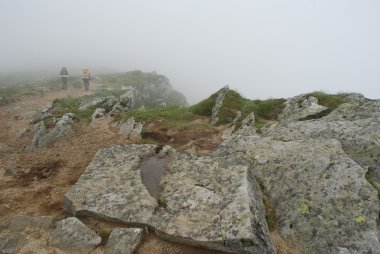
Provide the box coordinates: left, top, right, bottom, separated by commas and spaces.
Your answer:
213, 135, 379, 253
64, 145, 158, 223
278, 94, 329, 122
212, 94, 380, 253
64, 144, 276, 253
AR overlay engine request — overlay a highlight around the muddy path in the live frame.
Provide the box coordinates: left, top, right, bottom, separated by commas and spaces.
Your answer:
0, 87, 229, 254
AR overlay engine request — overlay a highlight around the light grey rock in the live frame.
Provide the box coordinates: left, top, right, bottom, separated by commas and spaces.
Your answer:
79, 96, 116, 111
105, 228, 143, 254
91, 108, 106, 122
64, 144, 158, 223
234, 112, 256, 136
16, 124, 35, 140
30, 112, 53, 125
279, 94, 328, 122
56, 113, 76, 128
184, 146, 198, 158
233, 110, 242, 123
109, 98, 130, 116
37, 113, 75, 148
65, 144, 276, 253
262, 97, 380, 190
211, 86, 229, 125
120, 89, 135, 108
152, 156, 276, 253
241, 112, 255, 127
28, 121, 46, 149
118, 118, 143, 141
158, 145, 177, 158
214, 120, 380, 252
41, 102, 53, 113
38, 124, 72, 148
49, 217, 101, 253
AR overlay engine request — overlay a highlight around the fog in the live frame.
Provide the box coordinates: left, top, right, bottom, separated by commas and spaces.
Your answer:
1, 0, 379, 103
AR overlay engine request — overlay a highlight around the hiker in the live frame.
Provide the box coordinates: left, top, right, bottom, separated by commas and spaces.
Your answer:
82, 68, 91, 91
59, 67, 69, 89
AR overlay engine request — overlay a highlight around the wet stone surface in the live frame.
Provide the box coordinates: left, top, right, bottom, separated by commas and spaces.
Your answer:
140, 156, 171, 199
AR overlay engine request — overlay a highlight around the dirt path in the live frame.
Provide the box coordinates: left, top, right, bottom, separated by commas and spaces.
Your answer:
0, 88, 229, 254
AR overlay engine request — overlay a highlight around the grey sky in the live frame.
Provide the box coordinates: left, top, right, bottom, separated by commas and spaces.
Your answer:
1, 0, 379, 103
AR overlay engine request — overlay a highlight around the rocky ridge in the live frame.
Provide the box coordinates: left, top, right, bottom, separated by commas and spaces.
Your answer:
63, 92, 379, 254
3, 88, 379, 253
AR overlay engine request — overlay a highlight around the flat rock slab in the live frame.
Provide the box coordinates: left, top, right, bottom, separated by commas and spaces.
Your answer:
64, 144, 157, 224
105, 228, 143, 254
49, 217, 101, 253
64, 144, 276, 253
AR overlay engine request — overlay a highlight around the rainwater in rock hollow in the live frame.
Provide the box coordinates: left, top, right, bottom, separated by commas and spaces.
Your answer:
140, 156, 170, 199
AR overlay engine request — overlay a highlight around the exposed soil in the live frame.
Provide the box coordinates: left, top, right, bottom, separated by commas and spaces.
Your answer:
0, 87, 230, 253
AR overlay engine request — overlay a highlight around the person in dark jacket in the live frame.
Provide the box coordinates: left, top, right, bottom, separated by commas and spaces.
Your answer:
82, 67, 91, 91
59, 67, 69, 89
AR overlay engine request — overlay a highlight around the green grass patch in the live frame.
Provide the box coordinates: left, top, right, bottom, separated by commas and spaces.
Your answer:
307, 91, 347, 112
98, 70, 166, 89
116, 106, 194, 123
190, 89, 285, 127
52, 96, 96, 122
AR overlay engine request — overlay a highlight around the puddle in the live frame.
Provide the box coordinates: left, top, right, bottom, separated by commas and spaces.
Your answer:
140, 156, 170, 199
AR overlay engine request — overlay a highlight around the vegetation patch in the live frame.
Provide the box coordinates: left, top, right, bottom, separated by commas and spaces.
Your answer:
115, 106, 194, 125
190, 89, 285, 127
298, 199, 309, 215
307, 91, 347, 112
256, 177, 278, 232
354, 215, 366, 223
98, 70, 166, 89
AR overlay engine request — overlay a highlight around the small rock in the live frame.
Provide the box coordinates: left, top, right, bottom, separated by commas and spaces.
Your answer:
118, 118, 143, 141
105, 228, 143, 254
49, 217, 101, 253
28, 121, 46, 149
4, 167, 19, 176
41, 103, 53, 113
91, 108, 106, 122
56, 113, 76, 128
184, 146, 198, 158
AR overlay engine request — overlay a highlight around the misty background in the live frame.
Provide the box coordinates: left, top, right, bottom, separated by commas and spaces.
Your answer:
0, 0, 379, 103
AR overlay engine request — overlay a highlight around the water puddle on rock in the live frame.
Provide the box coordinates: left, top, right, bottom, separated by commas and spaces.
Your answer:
140, 156, 171, 199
